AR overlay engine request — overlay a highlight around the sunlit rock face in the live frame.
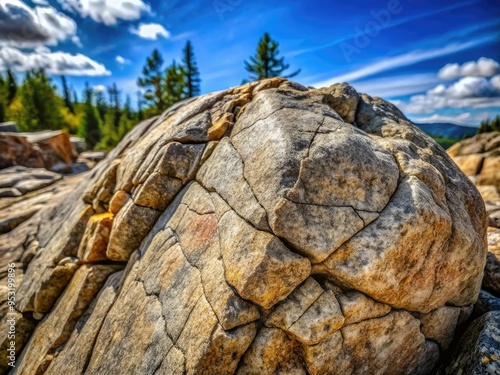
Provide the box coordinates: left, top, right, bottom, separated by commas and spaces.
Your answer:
0, 78, 487, 375
447, 131, 500, 229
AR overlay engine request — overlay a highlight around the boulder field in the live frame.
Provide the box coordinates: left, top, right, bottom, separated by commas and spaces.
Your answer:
0, 78, 489, 374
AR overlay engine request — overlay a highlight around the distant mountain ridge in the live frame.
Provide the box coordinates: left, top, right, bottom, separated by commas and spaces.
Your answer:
415, 122, 478, 139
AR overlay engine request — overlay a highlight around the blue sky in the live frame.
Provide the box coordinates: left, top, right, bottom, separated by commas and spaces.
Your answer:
1, 0, 499, 126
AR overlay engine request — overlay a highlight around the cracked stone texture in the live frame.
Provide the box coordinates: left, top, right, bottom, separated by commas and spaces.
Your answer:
0, 79, 488, 375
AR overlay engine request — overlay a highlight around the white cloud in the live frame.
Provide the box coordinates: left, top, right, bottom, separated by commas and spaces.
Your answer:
32, 0, 48, 4
490, 74, 500, 91
392, 72, 500, 116
115, 55, 130, 64
0, 0, 78, 48
439, 76, 499, 98
396, 93, 500, 115
438, 57, 500, 80
93, 84, 106, 92
349, 73, 440, 98
130, 23, 170, 40
0, 46, 110, 76
57, 0, 150, 26
313, 35, 497, 87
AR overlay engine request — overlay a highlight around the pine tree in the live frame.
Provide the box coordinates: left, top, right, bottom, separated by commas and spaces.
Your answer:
17, 69, 64, 131
244, 32, 300, 81
165, 61, 186, 107
478, 115, 500, 134
124, 94, 132, 120
182, 41, 201, 98
95, 90, 107, 122
0, 73, 7, 122
6, 69, 17, 105
137, 90, 144, 121
137, 49, 167, 113
60, 76, 74, 114
107, 83, 121, 129
80, 83, 101, 149
493, 115, 500, 132
73, 89, 79, 105
0, 101, 4, 123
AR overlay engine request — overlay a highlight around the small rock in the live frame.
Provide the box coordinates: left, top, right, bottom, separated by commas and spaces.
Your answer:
51, 162, 73, 174
444, 311, 500, 374
0, 188, 22, 197
475, 289, 500, 315
108, 190, 130, 215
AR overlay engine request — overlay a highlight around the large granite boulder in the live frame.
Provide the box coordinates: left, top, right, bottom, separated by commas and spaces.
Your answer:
0, 79, 487, 375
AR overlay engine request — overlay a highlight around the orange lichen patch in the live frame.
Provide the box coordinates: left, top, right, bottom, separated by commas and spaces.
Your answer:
77, 213, 114, 263
109, 190, 130, 214
208, 113, 234, 141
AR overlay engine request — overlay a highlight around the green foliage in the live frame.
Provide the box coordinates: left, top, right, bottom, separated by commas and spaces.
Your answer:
478, 115, 500, 134
0, 73, 8, 123
61, 76, 74, 114
136, 91, 144, 121
244, 32, 300, 81
6, 69, 17, 105
124, 94, 132, 120
16, 69, 64, 132
95, 90, 107, 122
108, 83, 121, 129
432, 136, 461, 149
138, 43, 203, 115
138, 49, 167, 113
0, 70, 139, 150
165, 61, 186, 107
182, 41, 201, 97
0, 102, 5, 124
79, 83, 101, 149
61, 104, 83, 134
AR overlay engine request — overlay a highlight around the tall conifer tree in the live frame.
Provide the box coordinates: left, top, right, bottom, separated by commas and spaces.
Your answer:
182, 41, 201, 98
244, 33, 300, 81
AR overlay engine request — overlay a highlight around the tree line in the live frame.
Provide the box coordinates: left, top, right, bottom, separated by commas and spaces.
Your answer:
477, 115, 500, 134
0, 33, 298, 150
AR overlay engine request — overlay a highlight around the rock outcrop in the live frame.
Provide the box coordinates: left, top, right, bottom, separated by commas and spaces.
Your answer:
0, 79, 488, 374
448, 132, 500, 229
0, 130, 77, 172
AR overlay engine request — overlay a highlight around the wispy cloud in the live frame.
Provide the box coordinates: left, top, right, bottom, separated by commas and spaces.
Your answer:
349, 73, 440, 98
286, 0, 480, 58
312, 33, 498, 87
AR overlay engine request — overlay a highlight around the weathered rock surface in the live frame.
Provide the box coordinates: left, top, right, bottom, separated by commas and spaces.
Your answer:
484, 249, 500, 296
444, 311, 500, 374
0, 79, 488, 375
0, 167, 83, 235
449, 131, 500, 230
475, 289, 500, 315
